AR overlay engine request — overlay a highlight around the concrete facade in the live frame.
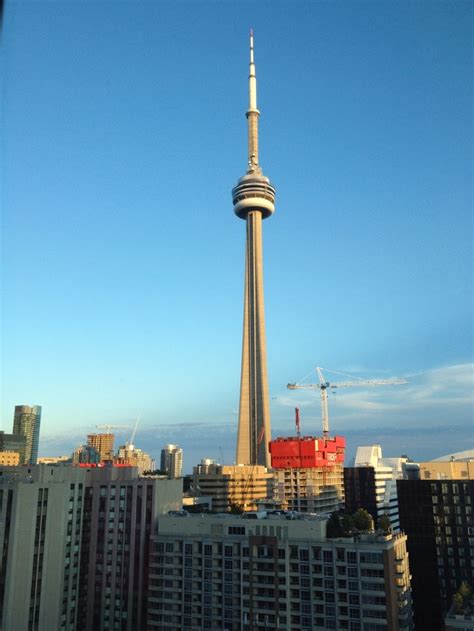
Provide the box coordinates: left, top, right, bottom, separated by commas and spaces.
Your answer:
146, 513, 413, 631
275, 463, 345, 514
0, 465, 89, 631
233, 32, 275, 468
0, 465, 181, 631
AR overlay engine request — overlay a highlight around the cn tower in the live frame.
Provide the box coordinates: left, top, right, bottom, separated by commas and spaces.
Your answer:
233, 31, 276, 468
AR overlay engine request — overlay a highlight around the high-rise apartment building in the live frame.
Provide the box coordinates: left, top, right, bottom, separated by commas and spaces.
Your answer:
146, 512, 413, 631
270, 435, 346, 514
12, 404, 41, 464
344, 445, 408, 531
0, 464, 181, 631
78, 470, 181, 631
233, 31, 276, 468
398, 465, 474, 631
160, 444, 183, 479
86, 433, 114, 462
0, 465, 89, 631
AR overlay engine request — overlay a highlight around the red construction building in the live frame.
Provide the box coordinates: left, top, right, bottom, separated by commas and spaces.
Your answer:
269, 435, 346, 514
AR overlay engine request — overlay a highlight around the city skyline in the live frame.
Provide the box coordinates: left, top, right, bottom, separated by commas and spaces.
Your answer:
2, 3, 472, 469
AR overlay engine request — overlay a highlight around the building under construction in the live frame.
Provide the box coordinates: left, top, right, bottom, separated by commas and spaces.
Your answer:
270, 431, 346, 513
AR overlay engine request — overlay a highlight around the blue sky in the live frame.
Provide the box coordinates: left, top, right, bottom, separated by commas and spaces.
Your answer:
1, 1, 472, 472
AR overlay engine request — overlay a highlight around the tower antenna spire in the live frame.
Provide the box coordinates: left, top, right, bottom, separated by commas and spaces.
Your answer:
247, 28, 260, 172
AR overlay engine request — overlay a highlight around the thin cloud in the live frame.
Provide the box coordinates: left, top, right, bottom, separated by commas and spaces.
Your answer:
272, 363, 474, 426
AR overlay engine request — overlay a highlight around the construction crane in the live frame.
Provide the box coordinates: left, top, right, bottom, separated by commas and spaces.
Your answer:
95, 424, 131, 434
287, 367, 407, 438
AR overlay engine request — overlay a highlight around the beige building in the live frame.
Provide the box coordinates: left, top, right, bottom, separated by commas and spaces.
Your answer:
192, 462, 275, 512
37, 455, 70, 464
147, 512, 413, 631
419, 460, 473, 480
115, 443, 154, 472
0, 451, 20, 466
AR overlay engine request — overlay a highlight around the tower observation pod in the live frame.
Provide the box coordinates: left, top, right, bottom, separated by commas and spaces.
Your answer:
233, 30, 276, 468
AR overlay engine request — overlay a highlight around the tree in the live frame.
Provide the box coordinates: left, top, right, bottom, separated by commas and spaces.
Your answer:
451, 582, 472, 614
341, 513, 355, 536
229, 502, 244, 514
352, 508, 374, 532
327, 511, 354, 538
378, 513, 391, 533
458, 581, 472, 603
453, 592, 464, 613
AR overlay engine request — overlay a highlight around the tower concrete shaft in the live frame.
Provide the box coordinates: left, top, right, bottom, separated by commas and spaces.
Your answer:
233, 31, 276, 467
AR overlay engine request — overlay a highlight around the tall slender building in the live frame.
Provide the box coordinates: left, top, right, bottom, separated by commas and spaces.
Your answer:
233, 31, 275, 467
13, 405, 41, 465
160, 444, 183, 478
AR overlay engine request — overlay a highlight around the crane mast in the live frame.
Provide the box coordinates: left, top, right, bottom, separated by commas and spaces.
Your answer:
287, 367, 407, 437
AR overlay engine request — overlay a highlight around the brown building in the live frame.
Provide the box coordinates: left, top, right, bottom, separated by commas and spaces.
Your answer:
86, 433, 114, 462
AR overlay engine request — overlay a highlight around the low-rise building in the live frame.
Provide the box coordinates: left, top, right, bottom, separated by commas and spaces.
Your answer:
191, 462, 275, 512
0, 431, 27, 465
0, 451, 20, 466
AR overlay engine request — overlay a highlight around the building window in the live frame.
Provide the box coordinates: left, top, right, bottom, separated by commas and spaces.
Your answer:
347, 551, 357, 564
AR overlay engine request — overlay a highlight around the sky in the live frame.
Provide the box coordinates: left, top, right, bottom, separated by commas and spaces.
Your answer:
1, 1, 472, 472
